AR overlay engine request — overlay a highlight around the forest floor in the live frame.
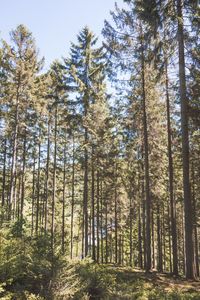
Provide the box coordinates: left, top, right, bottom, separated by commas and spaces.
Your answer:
105, 266, 200, 299
1, 259, 200, 299
52, 260, 200, 300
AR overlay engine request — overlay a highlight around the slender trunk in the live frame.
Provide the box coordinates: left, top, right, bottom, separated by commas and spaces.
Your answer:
138, 203, 143, 268
20, 133, 26, 220
192, 162, 199, 276
100, 179, 104, 263
157, 205, 163, 272
168, 203, 172, 273
45, 117, 51, 232
51, 103, 58, 268
110, 218, 113, 263
130, 204, 133, 267
140, 27, 151, 271
31, 149, 36, 236
165, 50, 178, 275
83, 127, 88, 256
105, 199, 108, 264
152, 209, 155, 269
91, 146, 95, 261
177, 0, 196, 279
96, 170, 100, 263
119, 234, 122, 265
114, 181, 118, 264
35, 130, 41, 235
71, 133, 75, 259
142, 167, 146, 270
181, 203, 186, 274
10, 109, 19, 220
1, 139, 7, 208
62, 142, 67, 254
16, 171, 21, 220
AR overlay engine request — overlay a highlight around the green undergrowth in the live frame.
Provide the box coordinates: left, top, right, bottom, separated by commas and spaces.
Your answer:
52, 259, 200, 300
0, 226, 199, 300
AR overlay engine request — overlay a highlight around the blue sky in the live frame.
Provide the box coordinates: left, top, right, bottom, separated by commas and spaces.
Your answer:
0, 0, 124, 69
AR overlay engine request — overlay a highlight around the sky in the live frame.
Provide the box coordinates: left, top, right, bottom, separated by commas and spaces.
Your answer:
0, 0, 124, 69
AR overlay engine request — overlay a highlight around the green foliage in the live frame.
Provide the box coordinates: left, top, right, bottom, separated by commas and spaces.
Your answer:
10, 218, 26, 237
74, 259, 116, 299
52, 258, 116, 299
53, 261, 200, 300
0, 224, 55, 299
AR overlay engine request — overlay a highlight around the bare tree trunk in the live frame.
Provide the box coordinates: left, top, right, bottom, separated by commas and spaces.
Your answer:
165, 51, 178, 275
105, 199, 108, 264
71, 133, 75, 259
157, 205, 163, 272
10, 105, 19, 220
91, 146, 95, 261
114, 181, 118, 264
35, 130, 41, 235
1, 139, 7, 208
45, 117, 51, 233
31, 148, 36, 236
177, 0, 196, 279
96, 169, 100, 263
20, 133, 26, 220
51, 103, 58, 270
83, 127, 88, 257
192, 162, 199, 277
138, 202, 143, 269
140, 27, 151, 271
62, 141, 67, 254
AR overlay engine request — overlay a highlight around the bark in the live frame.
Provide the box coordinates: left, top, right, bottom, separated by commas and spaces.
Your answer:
51, 102, 58, 267
138, 203, 143, 268
71, 134, 75, 259
192, 162, 199, 276
177, 0, 196, 279
20, 133, 26, 220
157, 205, 163, 272
31, 149, 36, 236
91, 146, 95, 261
1, 139, 7, 208
83, 127, 88, 256
96, 170, 100, 263
44, 117, 51, 232
165, 51, 178, 275
35, 130, 41, 235
130, 205, 133, 267
62, 142, 67, 254
140, 27, 151, 271
114, 181, 118, 264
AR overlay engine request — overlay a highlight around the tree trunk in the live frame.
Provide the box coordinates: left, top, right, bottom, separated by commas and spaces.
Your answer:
83, 127, 88, 257
45, 117, 51, 233
20, 133, 26, 220
177, 0, 196, 279
164, 50, 178, 275
140, 27, 151, 271
114, 181, 118, 264
91, 146, 95, 261
51, 102, 58, 270
35, 130, 41, 235
96, 169, 100, 263
1, 139, 7, 213
62, 141, 67, 254
31, 150, 36, 236
71, 133, 75, 259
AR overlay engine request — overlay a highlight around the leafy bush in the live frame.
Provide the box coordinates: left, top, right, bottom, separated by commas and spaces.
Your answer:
0, 223, 54, 299
52, 258, 116, 300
